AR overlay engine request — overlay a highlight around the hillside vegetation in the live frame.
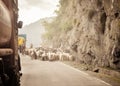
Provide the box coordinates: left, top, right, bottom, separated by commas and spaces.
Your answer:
42, 0, 120, 70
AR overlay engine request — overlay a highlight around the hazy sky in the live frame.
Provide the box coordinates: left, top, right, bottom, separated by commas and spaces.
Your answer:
18, 0, 59, 26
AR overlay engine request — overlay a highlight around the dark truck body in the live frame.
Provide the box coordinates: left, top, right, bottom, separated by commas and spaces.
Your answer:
0, 0, 22, 86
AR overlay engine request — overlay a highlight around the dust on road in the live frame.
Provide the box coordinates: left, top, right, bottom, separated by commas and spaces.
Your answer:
20, 55, 111, 86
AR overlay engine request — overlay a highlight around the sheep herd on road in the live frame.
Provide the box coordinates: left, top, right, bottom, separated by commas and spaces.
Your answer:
23, 47, 75, 61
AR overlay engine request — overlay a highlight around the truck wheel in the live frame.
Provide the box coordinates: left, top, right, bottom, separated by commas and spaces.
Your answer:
11, 70, 21, 86
0, 77, 4, 86
6, 67, 21, 86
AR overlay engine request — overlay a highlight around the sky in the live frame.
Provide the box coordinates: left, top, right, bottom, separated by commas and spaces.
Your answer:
18, 0, 59, 47
18, 0, 59, 26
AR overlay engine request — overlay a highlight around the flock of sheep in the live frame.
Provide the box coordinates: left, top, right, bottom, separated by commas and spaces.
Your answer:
24, 47, 75, 61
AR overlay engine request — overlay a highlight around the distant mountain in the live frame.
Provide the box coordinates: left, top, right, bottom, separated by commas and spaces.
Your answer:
18, 17, 54, 47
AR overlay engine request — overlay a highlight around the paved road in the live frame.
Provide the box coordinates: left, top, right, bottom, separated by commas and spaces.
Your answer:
20, 55, 111, 86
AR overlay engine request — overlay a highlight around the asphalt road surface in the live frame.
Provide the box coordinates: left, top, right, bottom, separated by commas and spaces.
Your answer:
20, 55, 112, 86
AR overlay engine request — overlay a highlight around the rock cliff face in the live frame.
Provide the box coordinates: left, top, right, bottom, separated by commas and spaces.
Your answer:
66, 0, 120, 69
44, 0, 120, 69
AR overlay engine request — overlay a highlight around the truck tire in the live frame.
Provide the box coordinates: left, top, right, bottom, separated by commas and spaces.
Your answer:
7, 68, 21, 86
0, 77, 4, 86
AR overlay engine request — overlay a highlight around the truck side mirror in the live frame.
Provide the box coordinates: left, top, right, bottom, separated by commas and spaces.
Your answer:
17, 21, 23, 28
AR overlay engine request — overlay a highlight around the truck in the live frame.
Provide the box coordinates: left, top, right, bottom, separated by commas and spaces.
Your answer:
0, 0, 23, 86
18, 34, 26, 54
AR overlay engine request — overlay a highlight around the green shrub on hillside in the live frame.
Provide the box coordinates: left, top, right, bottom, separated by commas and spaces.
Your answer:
42, 0, 73, 41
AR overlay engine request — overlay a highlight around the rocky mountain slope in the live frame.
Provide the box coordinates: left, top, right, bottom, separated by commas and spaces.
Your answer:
42, 0, 120, 70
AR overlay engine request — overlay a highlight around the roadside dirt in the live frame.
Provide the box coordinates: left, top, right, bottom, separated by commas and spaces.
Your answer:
62, 61, 120, 86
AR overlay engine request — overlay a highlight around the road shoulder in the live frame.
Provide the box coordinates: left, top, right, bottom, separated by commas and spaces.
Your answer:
62, 61, 120, 86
